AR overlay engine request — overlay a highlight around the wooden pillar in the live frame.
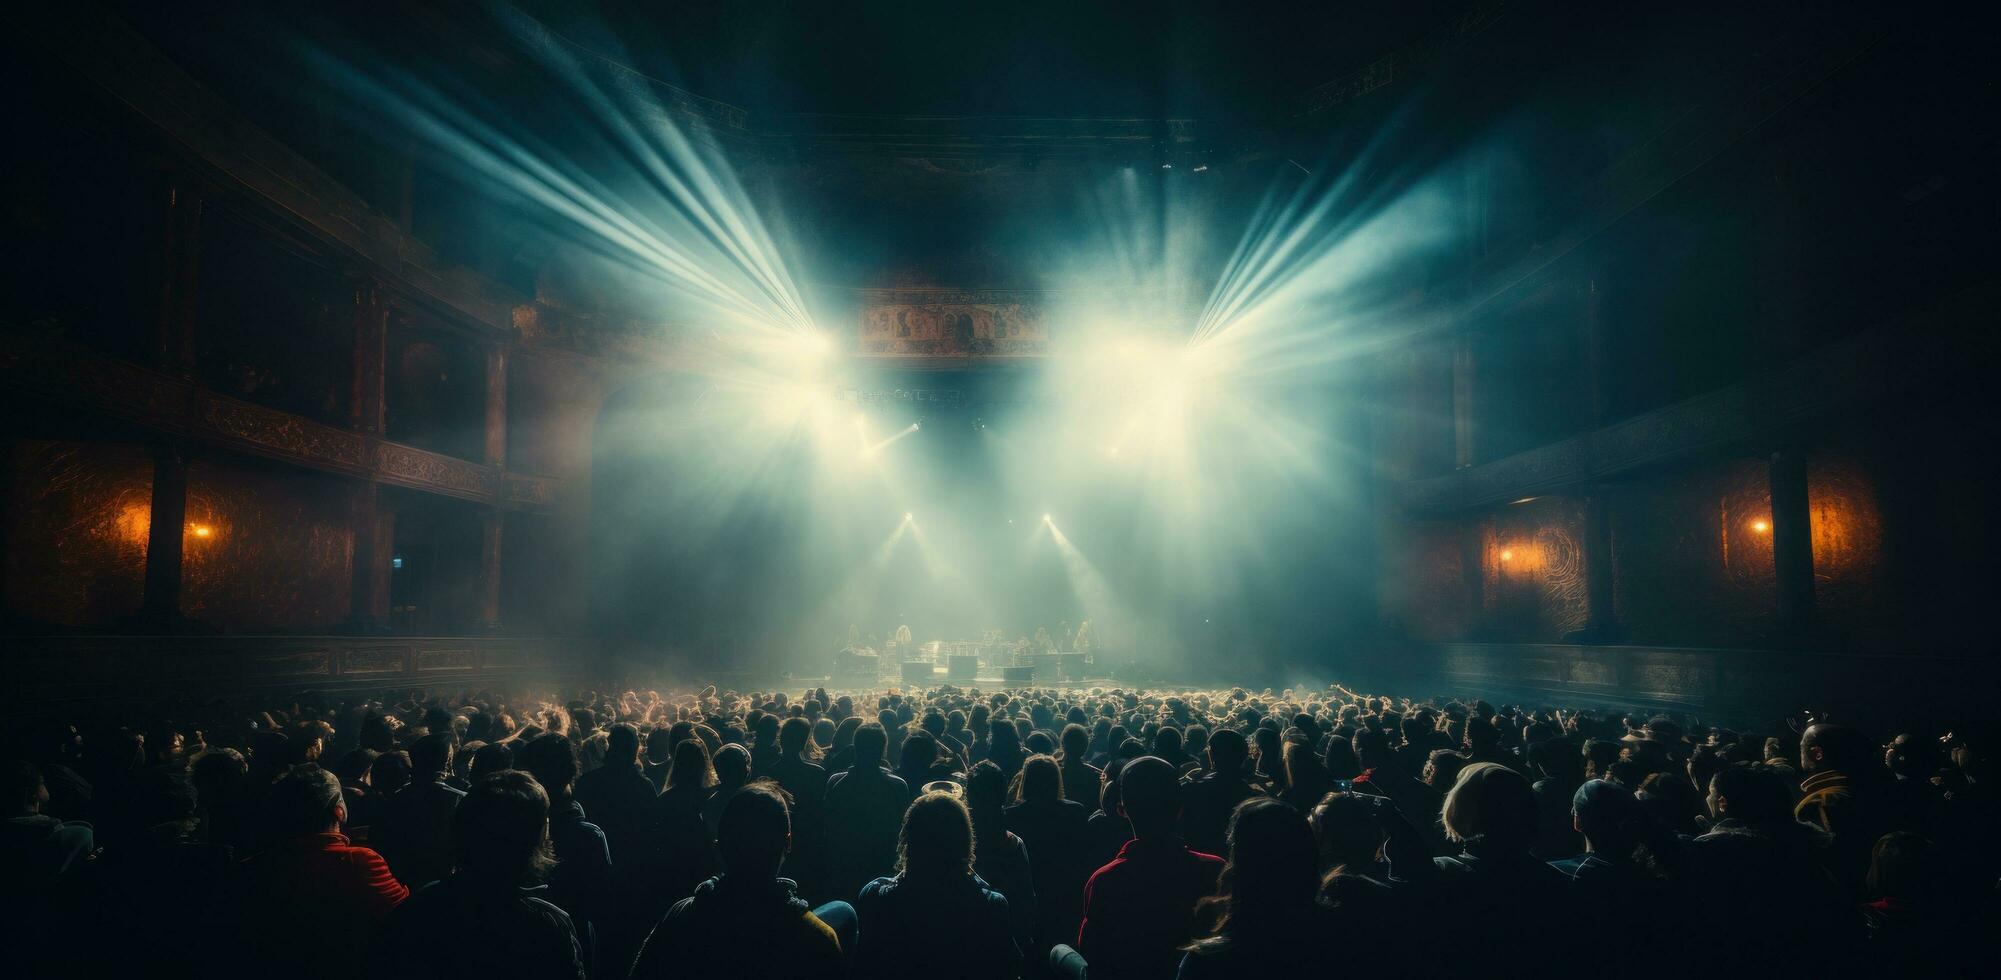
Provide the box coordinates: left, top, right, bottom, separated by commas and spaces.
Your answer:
478, 509, 504, 631
1769, 448, 1816, 641
1452, 337, 1477, 469
138, 445, 188, 627
350, 277, 388, 435
346, 482, 394, 632
483, 343, 508, 467
155, 178, 203, 377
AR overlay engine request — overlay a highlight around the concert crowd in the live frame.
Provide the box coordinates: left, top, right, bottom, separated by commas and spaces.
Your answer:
6, 681, 1994, 978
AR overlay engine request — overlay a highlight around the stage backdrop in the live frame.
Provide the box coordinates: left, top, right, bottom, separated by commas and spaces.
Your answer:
858, 288, 1048, 358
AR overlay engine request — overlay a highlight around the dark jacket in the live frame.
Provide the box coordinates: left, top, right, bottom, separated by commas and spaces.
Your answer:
1005, 797, 1092, 950
375, 778, 465, 889
572, 761, 659, 872
631, 875, 841, 980
1178, 770, 1259, 857
376, 875, 585, 980
823, 765, 910, 901
855, 872, 1019, 980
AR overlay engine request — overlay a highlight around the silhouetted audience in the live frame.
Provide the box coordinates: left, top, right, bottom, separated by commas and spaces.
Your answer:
7, 680, 1998, 979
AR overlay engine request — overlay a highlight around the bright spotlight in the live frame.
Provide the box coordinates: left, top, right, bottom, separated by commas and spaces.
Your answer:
1042, 513, 1052, 522
904, 512, 913, 521
799, 330, 833, 358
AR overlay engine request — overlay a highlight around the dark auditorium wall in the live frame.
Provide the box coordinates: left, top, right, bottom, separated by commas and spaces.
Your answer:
3, 440, 154, 628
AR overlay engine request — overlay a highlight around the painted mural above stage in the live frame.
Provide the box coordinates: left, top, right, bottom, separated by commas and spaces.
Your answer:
857, 288, 1048, 357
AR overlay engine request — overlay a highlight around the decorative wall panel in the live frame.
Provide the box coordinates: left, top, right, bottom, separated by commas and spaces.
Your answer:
1480, 496, 1589, 641
1808, 448, 1889, 650
858, 288, 1048, 357
181, 456, 352, 632
4, 441, 153, 628
1612, 457, 1777, 647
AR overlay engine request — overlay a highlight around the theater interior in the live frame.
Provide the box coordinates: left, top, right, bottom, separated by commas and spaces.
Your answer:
5, 3, 1997, 726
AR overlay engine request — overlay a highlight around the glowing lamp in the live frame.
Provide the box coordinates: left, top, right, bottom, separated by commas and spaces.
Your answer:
1751, 519, 1770, 534
1499, 549, 1514, 562
189, 524, 214, 539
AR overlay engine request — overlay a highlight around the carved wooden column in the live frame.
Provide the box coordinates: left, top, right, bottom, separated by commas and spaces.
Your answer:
155, 177, 203, 377
478, 509, 504, 631
483, 342, 508, 467
1769, 448, 1816, 642
345, 482, 394, 632
1451, 337, 1477, 469
138, 444, 189, 627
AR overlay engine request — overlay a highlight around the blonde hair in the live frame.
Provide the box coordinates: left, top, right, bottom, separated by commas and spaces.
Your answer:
1440, 761, 1537, 846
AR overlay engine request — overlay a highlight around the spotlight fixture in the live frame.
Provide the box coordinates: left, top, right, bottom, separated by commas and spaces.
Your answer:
1160, 163, 1173, 170
1042, 513, 1052, 522
1499, 549, 1515, 562
1751, 519, 1770, 534
905, 512, 913, 521
1191, 164, 1209, 173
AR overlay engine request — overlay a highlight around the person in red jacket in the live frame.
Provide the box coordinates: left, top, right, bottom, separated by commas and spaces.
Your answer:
1055, 755, 1224, 980
246, 765, 408, 980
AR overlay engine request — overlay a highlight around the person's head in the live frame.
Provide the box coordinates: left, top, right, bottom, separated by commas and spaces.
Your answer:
780, 716, 817, 759
469, 742, 512, 784
1706, 762, 1790, 824
515, 734, 580, 799
668, 737, 717, 791
453, 771, 552, 885
1283, 738, 1328, 790
1883, 733, 1940, 780
1153, 726, 1184, 759
989, 721, 1020, 755
422, 707, 455, 739
269, 765, 345, 835
1207, 728, 1249, 774
411, 732, 454, 778
899, 730, 938, 774
646, 727, 675, 766
1865, 831, 1936, 902
1322, 738, 1361, 781
1441, 762, 1537, 849
1117, 755, 1181, 836
898, 790, 975, 879
369, 749, 413, 796
853, 723, 888, 769
1351, 729, 1392, 771
1060, 723, 1089, 762
1570, 779, 1641, 853
1582, 738, 1621, 780
964, 760, 1008, 836
1310, 792, 1383, 874
1019, 754, 1062, 803
712, 744, 750, 787
1423, 748, 1467, 789
1200, 798, 1319, 939
606, 723, 641, 765
1800, 723, 1868, 776
717, 783, 793, 879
